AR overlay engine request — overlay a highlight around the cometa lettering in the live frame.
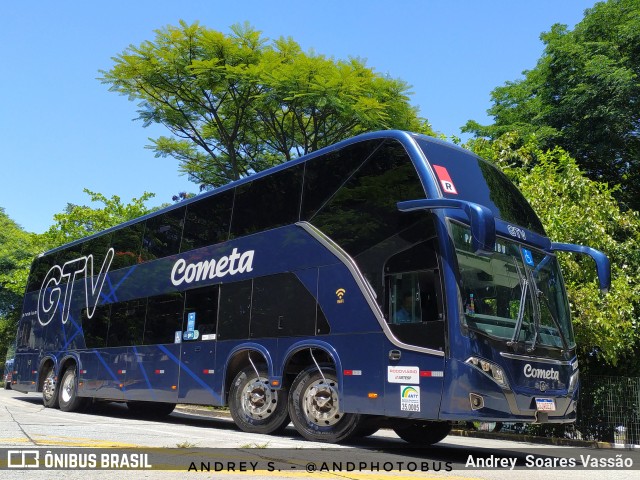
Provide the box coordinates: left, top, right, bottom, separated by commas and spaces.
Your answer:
171, 248, 255, 286
523, 364, 560, 381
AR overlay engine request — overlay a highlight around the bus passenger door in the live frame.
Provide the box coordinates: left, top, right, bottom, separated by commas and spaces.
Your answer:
383, 270, 446, 419
178, 286, 220, 405
126, 294, 184, 404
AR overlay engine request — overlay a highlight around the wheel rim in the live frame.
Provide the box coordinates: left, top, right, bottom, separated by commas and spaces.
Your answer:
302, 377, 341, 427
241, 376, 278, 420
43, 371, 56, 402
61, 371, 75, 404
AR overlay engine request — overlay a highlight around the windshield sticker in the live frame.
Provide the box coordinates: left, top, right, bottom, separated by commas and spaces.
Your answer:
522, 248, 535, 267
432, 165, 458, 195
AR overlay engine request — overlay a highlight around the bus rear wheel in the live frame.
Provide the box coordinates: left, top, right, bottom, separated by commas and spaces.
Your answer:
58, 367, 88, 412
42, 365, 58, 409
393, 420, 451, 445
288, 365, 360, 443
229, 365, 289, 434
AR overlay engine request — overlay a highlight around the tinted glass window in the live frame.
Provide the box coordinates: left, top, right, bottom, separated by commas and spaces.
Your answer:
54, 243, 83, 266
17, 319, 32, 349
217, 280, 252, 340
143, 293, 184, 345
82, 304, 110, 349
251, 273, 316, 338
141, 207, 186, 260
81, 234, 113, 273
107, 299, 146, 347
26, 255, 55, 293
230, 165, 304, 238
415, 138, 545, 234
301, 139, 382, 220
184, 286, 219, 337
310, 140, 425, 257
110, 222, 144, 270
181, 189, 234, 252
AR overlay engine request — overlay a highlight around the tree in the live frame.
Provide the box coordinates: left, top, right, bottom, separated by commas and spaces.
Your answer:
469, 135, 640, 368
0, 209, 40, 366
101, 21, 433, 190
464, 0, 640, 209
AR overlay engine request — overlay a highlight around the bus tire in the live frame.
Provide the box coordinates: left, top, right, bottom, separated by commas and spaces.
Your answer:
58, 367, 87, 412
288, 365, 360, 443
393, 420, 451, 445
42, 364, 59, 409
127, 401, 176, 417
229, 365, 289, 434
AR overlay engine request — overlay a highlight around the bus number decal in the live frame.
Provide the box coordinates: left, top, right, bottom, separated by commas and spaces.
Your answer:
37, 248, 115, 326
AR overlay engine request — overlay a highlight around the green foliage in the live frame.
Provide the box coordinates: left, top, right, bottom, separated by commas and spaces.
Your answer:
101, 21, 433, 189
0, 209, 40, 365
469, 135, 640, 367
41, 189, 155, 248
464, 0, 640, 209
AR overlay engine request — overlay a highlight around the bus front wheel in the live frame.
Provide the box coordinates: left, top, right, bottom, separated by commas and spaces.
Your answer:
229, 365, 289, 434
393, 420, 451, 445
288, 365, 360, 443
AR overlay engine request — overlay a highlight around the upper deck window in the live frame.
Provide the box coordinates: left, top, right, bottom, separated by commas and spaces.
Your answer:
415, 138, 545, 235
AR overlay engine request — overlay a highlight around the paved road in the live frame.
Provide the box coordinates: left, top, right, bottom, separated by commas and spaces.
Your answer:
1, 388, 637, 479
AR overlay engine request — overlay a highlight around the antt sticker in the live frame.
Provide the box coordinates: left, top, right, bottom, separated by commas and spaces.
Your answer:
433, 165, 458, 195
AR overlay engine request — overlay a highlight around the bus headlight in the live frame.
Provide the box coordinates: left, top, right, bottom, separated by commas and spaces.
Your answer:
568, 370, 579, 394
466, 357, 510, 390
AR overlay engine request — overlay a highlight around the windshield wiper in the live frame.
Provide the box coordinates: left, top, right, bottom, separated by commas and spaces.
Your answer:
538, 292, 570, 351
508, 259, 528, 348
525, 265, 541, 352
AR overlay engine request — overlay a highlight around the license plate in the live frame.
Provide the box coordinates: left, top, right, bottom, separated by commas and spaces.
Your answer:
535, 398, 556, 411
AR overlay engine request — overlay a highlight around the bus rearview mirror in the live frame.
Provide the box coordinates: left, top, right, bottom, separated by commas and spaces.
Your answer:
397, 199, 496, 256
550, 243, 611, 293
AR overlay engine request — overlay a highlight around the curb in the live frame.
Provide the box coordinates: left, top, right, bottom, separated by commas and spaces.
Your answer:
449, 428, 622, 449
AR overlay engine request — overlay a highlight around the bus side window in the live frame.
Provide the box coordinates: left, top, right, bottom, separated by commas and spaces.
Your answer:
230, 165, 304, 238
82, 304, 110, 349
107, 299, 146, 347
217, 280, 252, 340
181, 190, 234, 252
141, 207, 186, 260
183, 286, 219, 339
250, 273, 316, 338
144, 293, 185, 345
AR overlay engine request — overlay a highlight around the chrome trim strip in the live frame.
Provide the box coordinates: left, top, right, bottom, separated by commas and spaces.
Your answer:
296, 221, 445, 357
500, 352, 574, 365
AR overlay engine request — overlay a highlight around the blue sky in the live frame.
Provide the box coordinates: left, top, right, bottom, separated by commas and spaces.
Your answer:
0, 0, 597, 234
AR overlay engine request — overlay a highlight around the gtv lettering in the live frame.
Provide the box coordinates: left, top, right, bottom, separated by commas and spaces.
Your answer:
37, 248, 115, 326
171, 248, 255, 286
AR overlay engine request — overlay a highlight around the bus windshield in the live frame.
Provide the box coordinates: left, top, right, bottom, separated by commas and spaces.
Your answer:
451, 222, 574, 350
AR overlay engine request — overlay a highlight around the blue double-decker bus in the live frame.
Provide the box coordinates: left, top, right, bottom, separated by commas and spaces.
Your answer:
13, 131, 610, 444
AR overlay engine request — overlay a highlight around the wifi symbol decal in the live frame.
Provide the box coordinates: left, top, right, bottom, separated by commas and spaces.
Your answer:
336, 288, 346, 304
